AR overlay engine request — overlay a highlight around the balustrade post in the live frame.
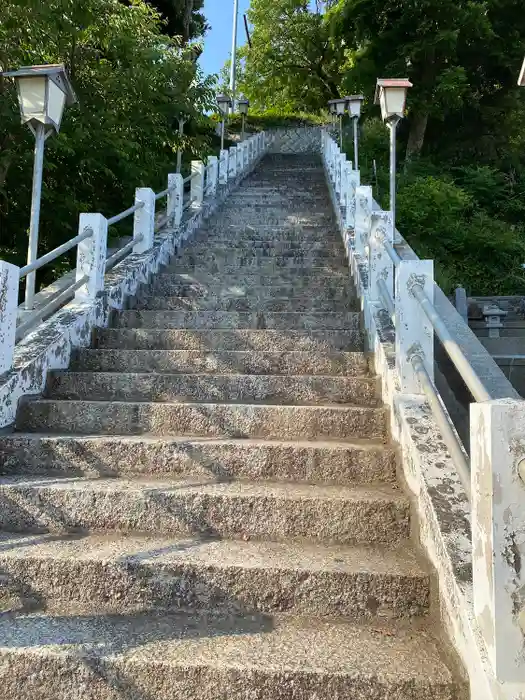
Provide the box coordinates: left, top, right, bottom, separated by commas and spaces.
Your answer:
207, 156, 219, 196
471, 398, 525, 685
369, 210, 394, 308
354, 185, 373, 263
340, 160, 352, 210
228, 146, 237, 179
395, 259, 434, 393
0, 261, 19, 373
219, 150, 229, 185
345, 170, 360, 230
335, 153, 345, 201
75, 213, 108, 301
191, 160, 205, 205
132, 187, 155, 253
243, 141, 249, 169
167, 173, 183, 227
166, 173, 184, 228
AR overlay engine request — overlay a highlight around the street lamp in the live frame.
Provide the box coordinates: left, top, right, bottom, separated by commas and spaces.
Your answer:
327, 99, 337, 127
238, 99, 249, 141
331, 98, 347, 150
375, 78, 412, 240
2, 63, 77, 310
346, 95, 364, 170
217, 94, 232, 151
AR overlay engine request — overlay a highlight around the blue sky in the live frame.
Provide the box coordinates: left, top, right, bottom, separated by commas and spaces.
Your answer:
200, 0, 251, 79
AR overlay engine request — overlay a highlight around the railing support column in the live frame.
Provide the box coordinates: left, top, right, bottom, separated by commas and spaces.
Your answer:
335, 153, 345, 200
354, 185, 373, 262
168, 173, 183, 228
228, 146, 238, 179
369, 210, 394, 307
471, 398, 525, 685
0, 262, 19, 373
75, 213, 108, 301
219, 150, 229, 185
191, 161, 205, 206
207, 156, 219, 196
132, 187, 155, 253
344, 170, 360, 230
395, 259, 434, 393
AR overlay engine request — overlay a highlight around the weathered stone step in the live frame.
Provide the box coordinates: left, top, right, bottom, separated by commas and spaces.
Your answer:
0, 532, 429, 618
71, 349, 369, 376
46, 372, 379, 406
154, 270, 353, 294
133, 295, 358, 313
184, 239, 342, 253
0, 612, 462, 700
0, 477, 408, 544
174, 251, 342, 268
115, 310, 360, 331
0, 434, 396, 483
169, 262, 347, 277
210, 214, 333, 227
17, 400, 387, 440
198, 223, 339, 238
95, 328, 364, 351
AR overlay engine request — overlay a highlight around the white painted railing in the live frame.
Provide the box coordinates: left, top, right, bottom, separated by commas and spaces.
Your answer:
0, 130, 267, 373
322, 128, 525, 696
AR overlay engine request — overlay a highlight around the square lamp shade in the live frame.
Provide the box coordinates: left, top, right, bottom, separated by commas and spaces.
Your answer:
217, 94, 232, 116
374, 78, 412, 121
2, 64, 76, 133
332, 98, 347, 116
237, 99, 249, 115
327, 99, 337, 114
519, 58, 525, 86
346, 94, 364, 119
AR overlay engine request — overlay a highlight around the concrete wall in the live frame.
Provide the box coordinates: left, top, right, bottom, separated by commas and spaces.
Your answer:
267, 127, 322, 154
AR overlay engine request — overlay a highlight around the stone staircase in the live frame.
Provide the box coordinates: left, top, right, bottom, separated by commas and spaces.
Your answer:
0, 155, 465, 698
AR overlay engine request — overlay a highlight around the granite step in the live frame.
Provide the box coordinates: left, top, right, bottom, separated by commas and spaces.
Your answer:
0, 612, 463, 700
0, 477, 408, 544
181, 240, 342, 253
16, 400, 387, 440
46, 372, 379, 406
95, 328, 364, 352
174, 251, 343, 268
0, 532, 429, 618
70, 349, 369, 376
0, 435, 396, 483
114, 310, 360, 331
133, 296, 358, 313
196, 224, 339, 241
169, 261, 348, 275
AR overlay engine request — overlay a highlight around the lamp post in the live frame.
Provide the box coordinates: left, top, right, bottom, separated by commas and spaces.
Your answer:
217, 94, 232, 151
375, 78, 412, 240
331, 99, 347, 149
230, 0, 240, 108
327, 100, 337, 128
176, 116, 187, 174
238, 99, 249, 141
2, 64, 76, 310
518, 57, 525, 86
346, 95, 364, 170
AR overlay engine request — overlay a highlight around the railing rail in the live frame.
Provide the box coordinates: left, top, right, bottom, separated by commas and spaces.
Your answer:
107, 201, 145, 227
19, 228, 93, 279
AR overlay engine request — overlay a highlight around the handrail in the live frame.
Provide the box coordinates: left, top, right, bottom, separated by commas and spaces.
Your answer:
105, 235, 143, 272
411, 283, 492, 403
381, 237, 401, 267
411, 353, 472, 500
377, 278, 395, 319
107, 201, 145, 226
155, 183, 176, 201
19, 228, 93, 279
183, 174, 193, 184
155, 214, 169, 231
15, 275, 89, 342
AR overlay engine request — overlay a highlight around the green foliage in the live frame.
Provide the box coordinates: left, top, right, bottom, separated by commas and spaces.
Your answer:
0, 0, 215, 288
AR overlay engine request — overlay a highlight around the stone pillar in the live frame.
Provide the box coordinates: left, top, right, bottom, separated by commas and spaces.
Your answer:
132, 187, 155, 254
167, 173, 183, 228
0, 261, 19, 374
219, 150, 229, 185
345, 170, 360, 230
369, 210, 394, 308
228, 146, 237, 179
395, 259, 434, 393
243, 141, 249, 169
335, 153, 345, 200
354, 185, 372, 261
471, 398, 525, 685
75, 213, 108, 301
191, 160, 205, 205
207, 156, 219, 196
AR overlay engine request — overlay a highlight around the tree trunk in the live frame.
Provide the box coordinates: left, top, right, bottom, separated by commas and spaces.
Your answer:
183, 0, 194, 43
405, 111, 429, 161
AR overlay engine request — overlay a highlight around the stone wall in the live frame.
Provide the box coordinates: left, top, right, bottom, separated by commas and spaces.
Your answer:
267, 127, 322, 154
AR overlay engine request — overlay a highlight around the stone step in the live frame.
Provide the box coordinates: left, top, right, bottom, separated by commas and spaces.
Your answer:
198, 223, 339, 238
71, 349, 369, 376
209, 215, 333, 227
95, 329, 364, 351
0, 532, 429, 618
169, 262, 347, 276
17, 400, 387, 440
46, 372, 379, 407
0, 477, 408, 544
183, 239, 342, 253
0, 612, 462, 700
174, 251, 343, 268
114, 310, 360, 331
0, 434, 396, 483
154, 271, 353, 294
133, 295, 358, 313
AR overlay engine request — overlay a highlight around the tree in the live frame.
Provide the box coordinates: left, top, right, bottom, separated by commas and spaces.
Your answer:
144, 0, 208, 41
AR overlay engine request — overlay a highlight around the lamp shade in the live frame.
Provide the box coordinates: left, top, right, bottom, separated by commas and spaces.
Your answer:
519, 58, 525, 86
216, 94, 232, 116
327, 99, 337, 114
346, 94, 364, 119
2, 64, 76, 132
374, 79, 412, 121
333, 98, 347, 116
237, 99, 249, 115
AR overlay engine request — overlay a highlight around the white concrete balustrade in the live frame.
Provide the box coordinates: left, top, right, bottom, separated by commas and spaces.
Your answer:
322, 128, 525, 700
0, 130, 267, 421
